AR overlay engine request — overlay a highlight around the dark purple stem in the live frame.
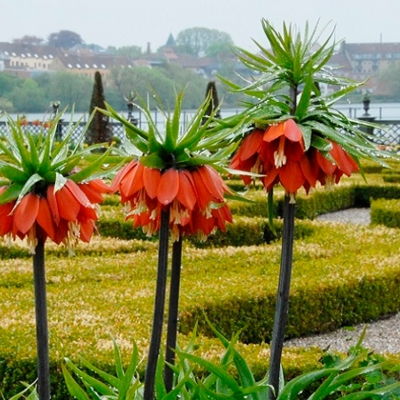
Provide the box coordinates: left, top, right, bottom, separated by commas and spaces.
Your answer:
144, 209, 170, 400
164, 237, 183, 392
268, 85, 298, 399
268, 196, 295, 399
33, 238, 50, 400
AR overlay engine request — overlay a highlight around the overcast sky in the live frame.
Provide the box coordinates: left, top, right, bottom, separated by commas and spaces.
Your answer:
2, 0, 399, 51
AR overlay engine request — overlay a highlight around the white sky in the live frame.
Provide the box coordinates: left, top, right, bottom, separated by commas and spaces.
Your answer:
1, 0, 399, 51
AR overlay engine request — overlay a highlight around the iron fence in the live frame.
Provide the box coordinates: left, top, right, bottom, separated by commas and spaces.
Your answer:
1, 118, 400, 146
373, 120, 400, 146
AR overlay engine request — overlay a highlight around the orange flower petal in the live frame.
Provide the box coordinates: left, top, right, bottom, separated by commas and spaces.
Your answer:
157, 168, 179, 205
237, 129, 264, 160
37, 197, 56, 240
177, 170, 197, 210
197, 165, 224, 201
282, 119, 304, 142
55, 186, 81, 221
78, 182, 104, 204
53, 219, 69, 244
300, 154, 317, 188
65, 180, 91, 208
330, 143, 358, 176
0, 202, 14, 236
191, 169, 213, 210
46, 185, 60, 225
79, 219, 95, 242
143, 167, 161, 199
89, 178, 113, 193
120, 162, 144, 198
315, 150, 336, 175
263, 167, 279, 191
110, 161, 137, 192
264, 123, 285, 142
78, 206, 98, 221
13, 193, 39, 235
264, 120, 303, 143
279, 159, 305, 193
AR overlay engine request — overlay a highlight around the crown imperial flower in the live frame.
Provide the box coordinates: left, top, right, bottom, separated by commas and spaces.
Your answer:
0, 115, 112, 253
103, 90, 236, 241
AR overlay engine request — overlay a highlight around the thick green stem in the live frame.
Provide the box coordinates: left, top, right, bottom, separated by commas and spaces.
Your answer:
33, 239, 50, 400
144, 210, 170, 400
268, 196, 296, 399
164, 237, 183, 392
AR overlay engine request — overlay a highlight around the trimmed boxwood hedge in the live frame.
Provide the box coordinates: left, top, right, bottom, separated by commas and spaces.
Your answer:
371, 198, 400, 228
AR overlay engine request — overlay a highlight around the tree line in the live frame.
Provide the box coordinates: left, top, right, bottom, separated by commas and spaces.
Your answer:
0, 62, 244, 115
14, 27, 234, 58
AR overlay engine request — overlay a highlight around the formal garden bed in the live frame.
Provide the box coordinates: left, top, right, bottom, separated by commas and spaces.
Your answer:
2, 163, 400, 398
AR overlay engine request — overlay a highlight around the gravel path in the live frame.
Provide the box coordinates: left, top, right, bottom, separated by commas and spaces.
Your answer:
315, 207, 371, 225
284, 208, 400, 354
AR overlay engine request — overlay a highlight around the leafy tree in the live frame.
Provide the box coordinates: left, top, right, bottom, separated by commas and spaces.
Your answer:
8, 79, 47, 112
47, 30, 83, 49
0, 97, 14, 112
46, 72, 92, 111
176, 27, 233, 56
86, 71, 112, 145
107, 45, 142, 58
0, 72, 20, 93
158, 64, 207, 108
205, 41, 234, 57
378, 62, 400, 99
109, 64, 207, 110
12, 35, 44, 45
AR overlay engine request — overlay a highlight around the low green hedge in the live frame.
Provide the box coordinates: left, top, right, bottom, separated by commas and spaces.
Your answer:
383, 173, 400, 183
354, 184, 400, 207
2, 221, 400, 397
371, 198, 400, 228
178, 222, 400, 342
97, 182, 400, 246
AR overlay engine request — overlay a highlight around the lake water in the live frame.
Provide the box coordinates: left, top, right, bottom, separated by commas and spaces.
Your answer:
2, 103, 400, 122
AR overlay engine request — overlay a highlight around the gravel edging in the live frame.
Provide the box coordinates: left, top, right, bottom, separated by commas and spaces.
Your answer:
284, 313, 400, 354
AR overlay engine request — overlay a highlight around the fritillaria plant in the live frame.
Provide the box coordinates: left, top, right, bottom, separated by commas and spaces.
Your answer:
0, 114, 113, 399
101, 90, 237, 398
223, 20, 387, 399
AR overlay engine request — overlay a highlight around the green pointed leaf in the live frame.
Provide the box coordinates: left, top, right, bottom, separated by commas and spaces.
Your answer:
310, 135, 332, 152
299, 125, 312, 151
61, 362, 91, 400
295, 71, 313, 121
15, 173, 44, 205
54, 172, 68, 193
63, 358, 116, 396
176, 350, 241, 393
278, 368, 339, 400
0, 164, 29, 183
139, 153, 166, 169
78, 357, 121, 388
119, 340, 140, 398
69, 148, 113, 183
7, 380, 38, 400
111, 336, 125, 381
26, 132, 40, 170
0, 183, 24, 205
9, 123, 32, 173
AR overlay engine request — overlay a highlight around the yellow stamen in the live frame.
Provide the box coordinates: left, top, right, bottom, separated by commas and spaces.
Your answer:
273, 136, 287, 168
